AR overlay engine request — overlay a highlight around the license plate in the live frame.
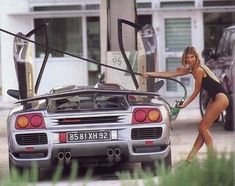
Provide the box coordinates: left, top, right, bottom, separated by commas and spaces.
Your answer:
67, 130, 111, 142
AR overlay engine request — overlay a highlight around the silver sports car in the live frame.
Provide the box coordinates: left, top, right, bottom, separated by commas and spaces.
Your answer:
8, 83, 171, 173
6, 20, 185, 175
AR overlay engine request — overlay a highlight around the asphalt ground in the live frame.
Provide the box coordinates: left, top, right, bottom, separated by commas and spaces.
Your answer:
171, 108, 235, 164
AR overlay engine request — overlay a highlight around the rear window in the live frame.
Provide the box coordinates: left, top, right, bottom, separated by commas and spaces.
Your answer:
47, 94, 129, 113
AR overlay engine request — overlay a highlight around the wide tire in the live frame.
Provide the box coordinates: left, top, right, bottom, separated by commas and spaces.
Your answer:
199, 89, 221, 122
9, 156, 24, 177
224, 94, 234, 131
199, 89, 210, 117
9, 156, 40, 180
141, 149, 172, 175
164, 149, 172, 169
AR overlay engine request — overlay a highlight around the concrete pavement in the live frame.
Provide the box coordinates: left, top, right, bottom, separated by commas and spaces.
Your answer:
171, 106, 235, 164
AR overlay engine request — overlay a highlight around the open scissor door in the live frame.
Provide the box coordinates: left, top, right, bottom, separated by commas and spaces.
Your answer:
8, 24, 49, 102
117, 19, 157, 92
12, 32, 34, 100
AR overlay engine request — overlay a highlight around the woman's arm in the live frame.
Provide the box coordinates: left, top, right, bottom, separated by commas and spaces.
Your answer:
143, 66, 190, 78
178, 68, 204, 108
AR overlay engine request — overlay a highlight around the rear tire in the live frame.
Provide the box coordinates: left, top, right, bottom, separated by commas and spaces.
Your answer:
199, 89, 210, 117
9, 156, 23, 177
224, 94, 234, 131
164, 149, 172, 169
9, 156, 40, 180
141, 149, 172, 175
199, 89, 221, 122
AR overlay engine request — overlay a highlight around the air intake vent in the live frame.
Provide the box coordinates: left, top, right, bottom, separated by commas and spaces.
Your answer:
16, 133, 48, 145
57, 116, 120, 125
131, 127, 162, 140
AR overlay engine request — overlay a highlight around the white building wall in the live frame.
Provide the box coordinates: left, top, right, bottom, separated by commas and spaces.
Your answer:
0, 0, 208, 102
0, 0, 88, 102
0, 0, 32, 102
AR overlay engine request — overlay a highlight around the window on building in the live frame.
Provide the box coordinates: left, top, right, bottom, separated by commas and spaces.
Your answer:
160, 1, 194, 8
137, 15, 152, 27
34, 17, 83, 58
136, 2, 152, 9
34, 16, 101, 86
203, 0, 235, 6
166, 58, 180, 91
166, 58, 191, 92
203, 12, 235, 50
86, 4, 99, 10
87, 17, 101, 85
33, 5, 82, 11
165, 18, 191, 51
87, 17, 100, 66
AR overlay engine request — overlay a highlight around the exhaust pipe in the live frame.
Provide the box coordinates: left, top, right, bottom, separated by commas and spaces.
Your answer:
65, 151, 71, 164
106, 148, 114, 162
58, 151, 64, 161
114, 148, 121, 162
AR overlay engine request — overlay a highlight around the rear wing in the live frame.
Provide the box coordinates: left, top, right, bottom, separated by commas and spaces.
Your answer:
16, 88, 161, 105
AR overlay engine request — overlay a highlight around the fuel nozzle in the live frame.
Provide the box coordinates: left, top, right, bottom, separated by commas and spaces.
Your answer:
170, 99, 185, 120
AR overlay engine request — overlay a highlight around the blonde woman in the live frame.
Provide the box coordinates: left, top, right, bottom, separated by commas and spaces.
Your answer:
143, 46, 229, 162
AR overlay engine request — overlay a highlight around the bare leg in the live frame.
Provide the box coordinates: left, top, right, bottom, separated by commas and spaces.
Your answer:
186, 134, 204, 162
185, 100, 214, 162
198, 123, 214, 153
186, 93, 229, 162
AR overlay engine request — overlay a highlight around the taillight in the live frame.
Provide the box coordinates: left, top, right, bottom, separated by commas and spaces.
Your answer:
30, 115, 43, 127
134, 110, 146, 122
148, 110, 161, 122
132, 108, 162, 124
15, 113, 45, 129
17, 116, 29, 128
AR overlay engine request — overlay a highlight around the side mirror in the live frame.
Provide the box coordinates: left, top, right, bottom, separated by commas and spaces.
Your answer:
202, 49, 214, 62
154, 80, 164, 92
7, 89, 20, 99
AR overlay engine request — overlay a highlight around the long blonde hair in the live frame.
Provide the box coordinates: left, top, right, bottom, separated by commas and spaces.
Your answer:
181, 46, 201, 67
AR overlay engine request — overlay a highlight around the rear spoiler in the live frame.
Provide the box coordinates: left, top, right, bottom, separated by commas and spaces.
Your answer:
16, 88, 161, 104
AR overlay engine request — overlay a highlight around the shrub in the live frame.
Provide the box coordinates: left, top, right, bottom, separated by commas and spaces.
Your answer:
118, 152, 234, 186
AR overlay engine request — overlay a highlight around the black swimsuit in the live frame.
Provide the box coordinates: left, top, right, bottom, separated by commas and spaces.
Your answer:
199, 66, 228, 100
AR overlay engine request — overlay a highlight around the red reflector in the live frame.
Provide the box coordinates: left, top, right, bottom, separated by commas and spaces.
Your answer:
25, 147, 34, 152
63, 119, 81, 123
59, 133, 66, 143
145, 140, 154, 145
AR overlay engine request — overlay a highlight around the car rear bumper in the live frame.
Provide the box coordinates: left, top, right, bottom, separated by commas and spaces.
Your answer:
9, 124, 171, 168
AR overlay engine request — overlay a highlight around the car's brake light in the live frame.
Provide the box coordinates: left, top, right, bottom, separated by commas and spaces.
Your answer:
15, 113, 45, 129
30, 115, 43, 127
134, 110, 146, 122
132, 108, 162, 124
